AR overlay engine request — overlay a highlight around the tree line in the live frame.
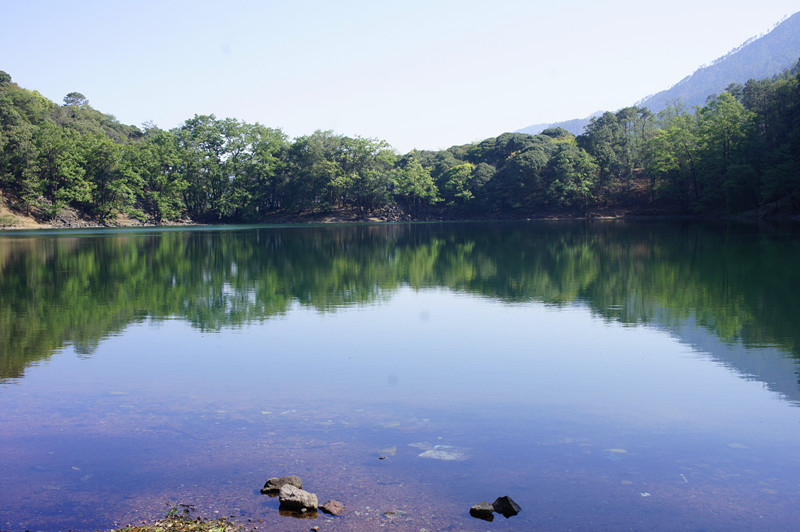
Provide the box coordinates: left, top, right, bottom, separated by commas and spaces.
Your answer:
1, 64, 799, 224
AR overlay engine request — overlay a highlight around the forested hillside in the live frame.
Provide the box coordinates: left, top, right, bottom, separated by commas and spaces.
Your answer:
1, 65, 799, 227
639, 11, 800, 114
520, 11, 800, 136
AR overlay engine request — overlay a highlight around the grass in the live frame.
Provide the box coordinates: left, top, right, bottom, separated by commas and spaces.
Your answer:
0, 213, 18, 227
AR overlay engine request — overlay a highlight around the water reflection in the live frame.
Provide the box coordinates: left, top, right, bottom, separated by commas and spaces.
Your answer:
2, 221, 798, 388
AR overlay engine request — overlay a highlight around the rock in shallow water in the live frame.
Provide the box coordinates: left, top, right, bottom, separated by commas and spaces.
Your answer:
278, 484, 318, 511
469, 501, 495, 521
493, 495, 521, 518
261, 475, 303, 494
319, 499, 346, 515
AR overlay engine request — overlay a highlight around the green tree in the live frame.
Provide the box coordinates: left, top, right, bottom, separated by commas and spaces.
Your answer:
756, 71, 800, 210
231, 123, 288, 220
176, 115, 226, 220
543, 144, 597, 212
83, 135, 143, 220
440, 162, 476, 206
392, 156, 439, 214
488, 141, 552, 210
31, 122, 92, 217
63, 92, 89, 108
136, 128, 186, 222
285, 130, 343, 212
331, 136, 395, 214
696, 92, 756, 210
644, 105, 700, 212
578, 106, 655, 198
467, 132, 539, 167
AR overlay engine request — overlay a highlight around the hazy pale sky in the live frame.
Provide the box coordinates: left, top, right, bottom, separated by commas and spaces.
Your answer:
2, 1, 798, 152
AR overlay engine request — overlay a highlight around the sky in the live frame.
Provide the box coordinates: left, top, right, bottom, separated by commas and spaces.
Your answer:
2, 0, 798, 153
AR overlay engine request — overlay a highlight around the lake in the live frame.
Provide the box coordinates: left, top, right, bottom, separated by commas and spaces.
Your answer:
1, 221, 800, 531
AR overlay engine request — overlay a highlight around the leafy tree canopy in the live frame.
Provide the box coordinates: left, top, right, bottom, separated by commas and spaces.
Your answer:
63, 92, 89, 107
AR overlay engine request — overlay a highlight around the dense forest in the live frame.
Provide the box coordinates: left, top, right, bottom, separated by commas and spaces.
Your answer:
1, 64, 799, 226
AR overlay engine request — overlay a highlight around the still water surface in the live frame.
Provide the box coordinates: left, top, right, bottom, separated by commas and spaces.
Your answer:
1, 221, 799, 530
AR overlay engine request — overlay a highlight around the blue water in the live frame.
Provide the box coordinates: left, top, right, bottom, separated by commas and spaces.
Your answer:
1, 222, 799, 531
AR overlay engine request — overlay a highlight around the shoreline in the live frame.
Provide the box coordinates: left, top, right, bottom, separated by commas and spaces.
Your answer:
2, 203, 799, 232
105, 515, 245, 532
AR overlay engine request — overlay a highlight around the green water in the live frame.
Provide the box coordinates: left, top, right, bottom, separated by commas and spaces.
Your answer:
1, 221, 799, 531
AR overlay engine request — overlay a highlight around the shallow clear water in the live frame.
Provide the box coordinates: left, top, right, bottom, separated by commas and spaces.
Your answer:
1, 221, 799, 530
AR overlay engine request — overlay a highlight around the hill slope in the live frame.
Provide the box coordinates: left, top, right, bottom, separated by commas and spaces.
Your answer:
638, 10, 800, 113
518, 10, 800, 135
517, 113, 600, 137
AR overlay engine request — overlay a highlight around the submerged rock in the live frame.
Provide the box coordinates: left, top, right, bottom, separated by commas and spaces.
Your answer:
278, 484, 318, 511
409, 442, 468, 461
493, 495, 521, 518
261, 475, 302, 494
319, 499, 346, 516
383, 510, 410, 522
469, 501, 495, 521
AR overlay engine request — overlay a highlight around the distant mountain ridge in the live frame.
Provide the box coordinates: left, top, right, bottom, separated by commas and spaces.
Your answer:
517, 113, 600, 138
518, 10, 800, 136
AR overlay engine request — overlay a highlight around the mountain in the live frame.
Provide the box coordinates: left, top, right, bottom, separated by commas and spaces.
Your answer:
518, 10, 800, 136
638, 10, 800, 113
517, 113, 601, 137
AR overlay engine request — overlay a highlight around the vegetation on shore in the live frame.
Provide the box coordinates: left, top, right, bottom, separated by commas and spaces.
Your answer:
109, 516, 244, 532
0, 64, 799, 227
